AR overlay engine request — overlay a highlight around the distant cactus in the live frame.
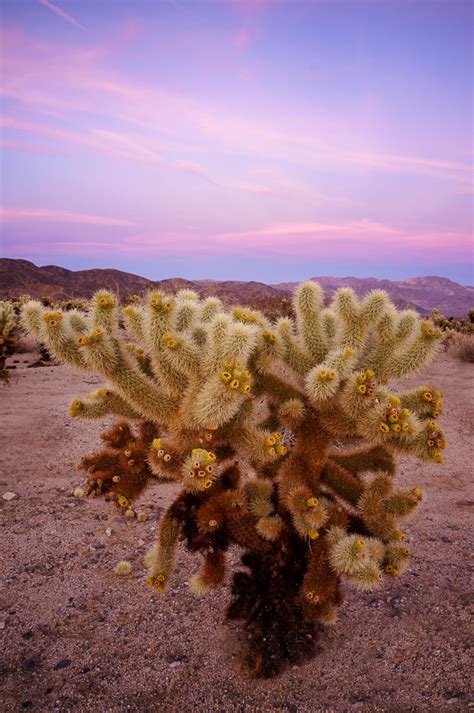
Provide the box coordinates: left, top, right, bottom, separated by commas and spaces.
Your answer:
0, 301, 19, 381
23, 282, 447, 676
431, 307, 474, 335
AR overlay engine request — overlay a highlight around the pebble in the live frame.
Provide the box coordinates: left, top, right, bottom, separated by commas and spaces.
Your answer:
73, 487, 84, 498
3, 491, 17, 501
105, 527, 112, 537
53, 658, 71, 671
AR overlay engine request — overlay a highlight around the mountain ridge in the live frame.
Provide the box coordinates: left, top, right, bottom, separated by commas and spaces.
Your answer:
0, 258, 472, 316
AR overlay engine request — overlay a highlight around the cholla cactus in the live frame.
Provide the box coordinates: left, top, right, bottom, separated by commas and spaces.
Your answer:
0, 301, 19, 381
22, 283, 447, 676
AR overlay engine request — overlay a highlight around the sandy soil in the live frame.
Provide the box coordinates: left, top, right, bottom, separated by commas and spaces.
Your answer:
1, 349, 473, 713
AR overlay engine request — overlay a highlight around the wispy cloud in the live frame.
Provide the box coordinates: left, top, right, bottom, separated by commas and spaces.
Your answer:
38, 0, 86, 31
0, 208, 135, 227
173, 160, 220, 185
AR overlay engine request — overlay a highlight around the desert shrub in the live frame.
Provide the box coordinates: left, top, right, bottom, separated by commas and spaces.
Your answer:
0, 301, 19, 381
452, 333, 474, 363
22, 282, 447, 677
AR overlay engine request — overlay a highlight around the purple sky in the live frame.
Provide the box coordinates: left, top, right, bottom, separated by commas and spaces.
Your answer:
0, 0, 473, 284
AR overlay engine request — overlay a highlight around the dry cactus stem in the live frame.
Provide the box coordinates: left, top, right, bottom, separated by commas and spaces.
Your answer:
23, 282, 447, 677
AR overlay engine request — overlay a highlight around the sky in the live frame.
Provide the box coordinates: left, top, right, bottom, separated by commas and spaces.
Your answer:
0, 0, 473, 284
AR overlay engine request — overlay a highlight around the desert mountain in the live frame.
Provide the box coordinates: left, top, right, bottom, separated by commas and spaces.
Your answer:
0, 258, 472, 317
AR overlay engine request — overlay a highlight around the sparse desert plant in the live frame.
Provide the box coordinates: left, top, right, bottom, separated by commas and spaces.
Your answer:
452, 333, 474, 363
0, 300, 20, 381
22, 282, 447, 676
431, 307, 474, 334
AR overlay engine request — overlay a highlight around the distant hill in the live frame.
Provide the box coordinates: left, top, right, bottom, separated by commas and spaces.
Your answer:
0, 258, 472, 317
274, 276, 474, 317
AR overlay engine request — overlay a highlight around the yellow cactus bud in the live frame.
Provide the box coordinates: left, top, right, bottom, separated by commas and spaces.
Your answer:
242, 370, 251, 380
385, 565, 398, 576
308, 529, 319, 540
357, 373, 367, 384
268, 447, 276, 457
391, 423, 401, 432
78, 335, 89, 346
229, 379, 240, 390
276, 444, 287, 456
118, 496, 128, 507
96, 388, 110, 398
412, 487, 423, 498
365, 369, 375, 378
221, 371, 232, 382
306, 497, 319, 507
388, 395, 401, 406
266, 435, 276, 446
379, 422, 390, 433
204, 479, 213, 489
319, 369, 328, 379
69, 399, 82, 417
357, 384, 367, 395
163, 301, 173, 312
421, 320, 436, 337
240, 384, 251, 394
354, 538, 365, 549
395, 531, 405, 541
206, 452, 216, 461
205, 424, 218, 430
273, 432, 282, 440
423, 392, 433, 402
344, 347, 353, 357
402, 408, 410, 417
152, 438, 162, 450
328, 370, 337, 380
388, 414, 398, 423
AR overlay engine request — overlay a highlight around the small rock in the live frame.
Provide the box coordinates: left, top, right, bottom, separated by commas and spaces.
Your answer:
170, 661, 182, 668
0, 621, 5, 630
73, 487, 84, 498
53, 658, 71, 671
3, 491, 17, 501
137, 539, 145, 546
105, 527, 112, 537
137, 512, 148, 523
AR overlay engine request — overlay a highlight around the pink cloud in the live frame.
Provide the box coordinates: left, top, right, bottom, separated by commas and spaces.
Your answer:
0, 208, 136, 227
0, 138, 63, 156
232, 27, 254, 49
173, 160, 220, 185
38, 0, 86, 30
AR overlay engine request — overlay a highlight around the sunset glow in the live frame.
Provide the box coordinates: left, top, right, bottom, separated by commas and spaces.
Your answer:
1, 0, 472, 283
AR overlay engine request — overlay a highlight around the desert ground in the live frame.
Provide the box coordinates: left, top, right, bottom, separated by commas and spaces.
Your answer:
1, 347, 472, 713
